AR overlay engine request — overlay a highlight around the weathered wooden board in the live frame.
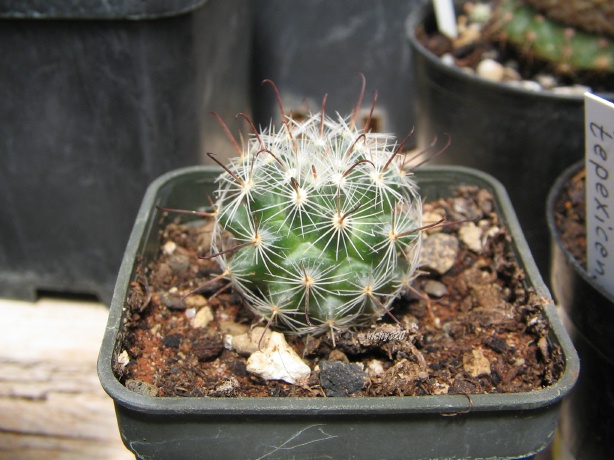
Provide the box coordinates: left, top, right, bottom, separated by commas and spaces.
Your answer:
0, 298, 133, 460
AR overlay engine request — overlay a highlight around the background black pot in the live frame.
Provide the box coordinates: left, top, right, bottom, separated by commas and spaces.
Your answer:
406, 1, 614, 281
251, 0, 424, 139
547, 160, 614, 460
0, 0, 252, 305
99, 164, 578, 460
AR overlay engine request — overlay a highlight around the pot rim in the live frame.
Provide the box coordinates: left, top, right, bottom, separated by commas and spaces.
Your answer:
546, 159, 614, 305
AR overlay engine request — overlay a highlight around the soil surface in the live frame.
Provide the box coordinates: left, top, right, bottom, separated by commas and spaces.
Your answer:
115, 186, 565, 398
551, 167, 587, 266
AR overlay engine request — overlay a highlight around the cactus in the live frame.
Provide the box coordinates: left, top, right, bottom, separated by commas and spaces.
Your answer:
523, 0, 614, 37
491, 0, 614, 74
206, 81, 428, 338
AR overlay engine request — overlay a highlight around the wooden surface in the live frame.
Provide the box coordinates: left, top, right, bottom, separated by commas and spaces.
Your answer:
0, 297, 133, 460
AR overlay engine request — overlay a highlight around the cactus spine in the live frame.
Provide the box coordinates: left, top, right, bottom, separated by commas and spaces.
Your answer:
210, 82, 423, 337
492, 0, 614, 74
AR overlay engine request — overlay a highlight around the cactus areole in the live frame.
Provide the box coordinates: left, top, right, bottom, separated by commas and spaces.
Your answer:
209, 82, 425, 337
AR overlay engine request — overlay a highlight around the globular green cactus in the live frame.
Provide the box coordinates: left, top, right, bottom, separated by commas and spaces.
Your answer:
209, 82, 424, 338
492, 0, 614, 74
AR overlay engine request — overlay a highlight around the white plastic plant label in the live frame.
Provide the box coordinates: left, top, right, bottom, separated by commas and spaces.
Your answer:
585, 92, 614, 297
433, 0, 458, 39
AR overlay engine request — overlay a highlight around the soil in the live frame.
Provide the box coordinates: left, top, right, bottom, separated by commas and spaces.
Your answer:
551, 167, 587, 266
114, 185, 565, 398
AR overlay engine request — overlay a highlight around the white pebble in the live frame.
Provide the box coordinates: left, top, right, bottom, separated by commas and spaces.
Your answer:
223, 334, 234, 350
463, 349, 491, 377
162, 241, 177, 255
520, 80, 543, 92
469, 3, 492, 24
536, 74, 558, 89
246, 331, 311, 384
231, 327, 272, 356
367, 359, 385, 378
440, 53, 455, 67
459, 222, 483, 253
477, 58, 505, 82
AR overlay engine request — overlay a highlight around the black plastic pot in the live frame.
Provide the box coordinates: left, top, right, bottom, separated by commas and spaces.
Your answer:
252, 0, 424, 139
547, 160, 614, 460
0, 0, 252, 304
406, 1, 614, 281
99, 165, 578, 460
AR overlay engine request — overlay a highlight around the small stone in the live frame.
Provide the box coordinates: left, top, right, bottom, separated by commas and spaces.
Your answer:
162, 333, 182, 348
193, 334, 224, 362
477, 58, 505, 82
211, 377, 240, 397
160, 291, 185, 310
424, 279, 448, 298
218, 320, 250, 337
453, 23, 481, 47
484, 336, 507, 354
459, 221, 483, 253
468, 2, 491, 23
162, 240, 177, 255
419, 233, 459, 275
167, 253, 190, 273
231, 327, 272, 356
192, 306, 214, 328
126, 379, 159, 397
519, 80, 543, 92
440, 52, 455, 67
117, 350, 130, 368
476, 189, 494, 213
536, 73, 558, 90
319, 361, 367, 397
502, 66, 522, 82
328, 349, 350, 363
184, 294, 208, 309
422, 209, 446, 234
367, 359, 385, 378
246, 331, 311, 384
537, 336, 549, 360
463, 348, 491, 377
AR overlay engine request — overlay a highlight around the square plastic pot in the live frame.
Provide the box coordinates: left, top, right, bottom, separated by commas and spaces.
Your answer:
99, 165, 579, 460
0, 0, 252, 304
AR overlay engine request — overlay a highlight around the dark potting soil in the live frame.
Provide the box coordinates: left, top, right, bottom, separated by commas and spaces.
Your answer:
551, 167, 587, 267
115, 186, 565, 398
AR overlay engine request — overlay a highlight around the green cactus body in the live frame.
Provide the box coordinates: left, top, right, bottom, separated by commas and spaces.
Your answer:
494, 0, 614, 73
523, 0, 614, 37
212, 111, 422, 336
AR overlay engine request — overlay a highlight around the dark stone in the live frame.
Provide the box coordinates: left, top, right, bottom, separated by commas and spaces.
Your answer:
319, 360, 366, 397
162, 334, 182, 348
